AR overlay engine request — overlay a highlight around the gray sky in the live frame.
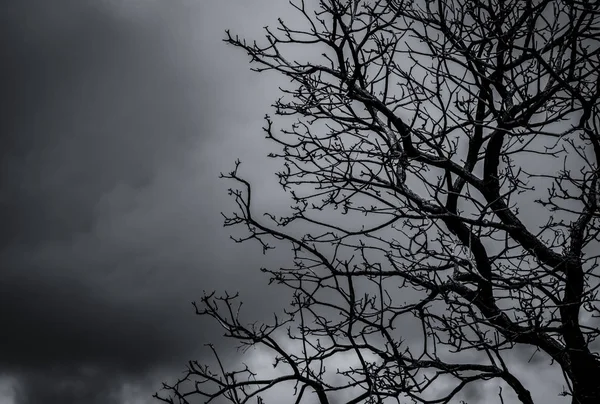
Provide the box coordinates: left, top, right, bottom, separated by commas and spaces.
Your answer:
0, 1, 294, 402
0, 1, 586, 404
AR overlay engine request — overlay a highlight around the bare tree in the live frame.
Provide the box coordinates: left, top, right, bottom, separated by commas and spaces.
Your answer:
156, 0, 600, 403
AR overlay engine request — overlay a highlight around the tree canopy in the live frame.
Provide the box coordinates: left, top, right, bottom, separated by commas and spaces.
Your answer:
157, 1, 600, 403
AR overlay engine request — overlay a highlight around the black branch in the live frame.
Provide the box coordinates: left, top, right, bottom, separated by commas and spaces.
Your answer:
158, 1, 600, 404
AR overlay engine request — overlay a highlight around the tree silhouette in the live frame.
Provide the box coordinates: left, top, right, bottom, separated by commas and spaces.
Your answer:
156, 1, 600, 403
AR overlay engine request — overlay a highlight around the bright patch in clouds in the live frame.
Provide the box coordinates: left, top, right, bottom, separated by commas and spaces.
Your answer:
0, 376, 17, 404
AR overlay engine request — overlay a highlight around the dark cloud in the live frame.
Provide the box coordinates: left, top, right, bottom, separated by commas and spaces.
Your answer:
12, 367, 122, 404
0, 0, 203, 246
10, 365, 170, 404
1, 264, 180, 370
0, 0, 282, 402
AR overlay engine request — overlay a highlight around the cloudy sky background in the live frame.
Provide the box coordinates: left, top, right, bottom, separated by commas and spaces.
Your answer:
1, 1, 297, 402
0, 1, 580, 403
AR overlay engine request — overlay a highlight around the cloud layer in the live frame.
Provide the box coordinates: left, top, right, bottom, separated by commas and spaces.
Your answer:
0, 0, 292, 402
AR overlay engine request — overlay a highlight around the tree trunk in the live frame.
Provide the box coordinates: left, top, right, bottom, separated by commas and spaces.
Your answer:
570, 354, 600, 404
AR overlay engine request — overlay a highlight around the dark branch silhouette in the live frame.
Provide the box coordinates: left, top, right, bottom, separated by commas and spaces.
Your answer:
157, 0, 600, 403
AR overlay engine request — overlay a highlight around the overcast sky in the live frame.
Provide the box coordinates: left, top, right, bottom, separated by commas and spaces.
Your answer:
0, 1, 585, 404
0, 1, 297, 403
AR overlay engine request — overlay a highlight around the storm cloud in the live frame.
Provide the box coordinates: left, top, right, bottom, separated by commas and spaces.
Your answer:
0, 0, 292, 402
